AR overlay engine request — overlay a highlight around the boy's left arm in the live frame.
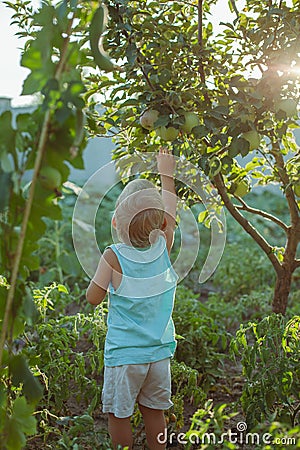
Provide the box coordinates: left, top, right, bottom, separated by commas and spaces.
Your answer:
86, 249, 113, 305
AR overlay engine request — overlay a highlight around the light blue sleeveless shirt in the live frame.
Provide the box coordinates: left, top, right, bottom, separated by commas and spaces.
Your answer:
104, 235, 178, 367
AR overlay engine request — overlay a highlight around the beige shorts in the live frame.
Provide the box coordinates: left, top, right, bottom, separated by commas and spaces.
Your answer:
102, 358, 172, 418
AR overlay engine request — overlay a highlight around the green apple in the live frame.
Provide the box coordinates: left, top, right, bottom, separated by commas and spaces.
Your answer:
275, 99, 298, 118
233, 180, 250, 197
242, 130, 261, 151
139, 109, 160, 130
39, 166, 62, 190
293, 184, 300, 197
156, 126, 179, 141
181, 111, 199, 134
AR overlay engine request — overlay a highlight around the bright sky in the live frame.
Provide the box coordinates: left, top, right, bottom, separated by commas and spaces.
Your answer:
0, 0, 41, 105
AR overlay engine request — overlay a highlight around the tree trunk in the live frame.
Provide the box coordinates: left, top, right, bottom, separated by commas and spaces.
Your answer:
272, 268, 293, 315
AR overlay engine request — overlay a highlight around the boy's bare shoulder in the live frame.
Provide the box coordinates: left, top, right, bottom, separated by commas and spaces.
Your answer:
103, 247, 122, 273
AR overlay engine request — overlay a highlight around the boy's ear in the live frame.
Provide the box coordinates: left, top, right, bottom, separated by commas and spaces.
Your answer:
161, 216, 167, 230
112, 216, 117, 229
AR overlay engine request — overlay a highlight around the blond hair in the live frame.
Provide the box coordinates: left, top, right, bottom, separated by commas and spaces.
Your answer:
114, 179, 165, 247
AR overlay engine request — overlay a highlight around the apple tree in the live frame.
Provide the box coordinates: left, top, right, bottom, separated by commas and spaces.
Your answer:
85, 0, 300, 315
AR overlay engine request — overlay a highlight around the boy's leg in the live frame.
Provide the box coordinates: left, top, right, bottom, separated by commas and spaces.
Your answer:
139, 404, 167, 450
108, 413, 133, 450
137, 358, 172, 449
103, 364, 149, 448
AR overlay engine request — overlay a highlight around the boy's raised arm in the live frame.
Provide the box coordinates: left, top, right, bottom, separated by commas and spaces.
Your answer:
156, 147, 177, 254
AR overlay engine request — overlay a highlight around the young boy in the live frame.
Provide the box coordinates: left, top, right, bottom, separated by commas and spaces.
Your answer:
86, 147, 177, 450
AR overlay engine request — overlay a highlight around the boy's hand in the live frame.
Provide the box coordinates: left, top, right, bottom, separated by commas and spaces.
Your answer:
156, 147, 176, 178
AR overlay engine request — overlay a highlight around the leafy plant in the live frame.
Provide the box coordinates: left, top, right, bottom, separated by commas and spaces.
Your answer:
254, 420, 300, 450
0, 0, 104, 445
212, 241, 274, 300
0, 397, 37, 450
231, 315, 300, 430
170, 360, 206, 430
28, 310, 106, 415
32, 282, 69, 321
95, 183, 123, 253
36, 204, 83, 286
184, 399, 238, 450
173, 285, 231, 390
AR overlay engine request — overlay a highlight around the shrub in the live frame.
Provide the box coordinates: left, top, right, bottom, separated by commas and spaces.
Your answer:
170, 360, 207, 429
184, 399, 238, 450
212, 241, 274, 300
173, 286, 231, 390
231, 314, 300, 430
26, 285, 107, 417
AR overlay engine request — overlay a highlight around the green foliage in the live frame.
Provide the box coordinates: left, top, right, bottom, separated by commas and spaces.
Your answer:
211, 190, 291, 300
85, 0, 300, 316
89, 5, 116, 72
20, 289, 108, 447
212, 241, 274, 299
254, 421, 300, 450
87, 0, 300, 178
42, 412, 114, 450
28, 310, 107, 414
9, 354, 43, 404
57, 414, 94, 450
184, 401, 300, 449
184, 399, 238, 450
173, 285, 231, 390
2, 397, 37, 450
286, 289, 300, 319
36, 194, 85, 286
32, 282, 69, 320
173, 281, 274, 394
171, 360, 206, 429
1, 0, 300, 447
95, 183, 122, 253
0, 2, 97, 447
231, 315, 300, 430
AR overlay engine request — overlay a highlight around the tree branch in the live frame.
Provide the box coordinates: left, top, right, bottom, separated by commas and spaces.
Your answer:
197, 0, 209, 104
228, 0, 265, 74
229, 0, 239, 17
293, 259, 300, 269
213, 172, 282, 274
235, 197, 288, 233
137, 57, 156, 91
271, 0, 283, 50
270, 143, 299, 228
117, 10, 156, 92
197, 0, 205, 83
